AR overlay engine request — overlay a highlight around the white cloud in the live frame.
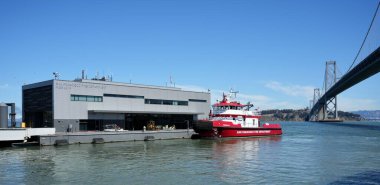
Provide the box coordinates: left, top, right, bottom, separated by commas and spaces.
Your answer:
265, 81, 314, 100
213, 89, 306, 110
338, 96, 379, 111
178, 83, 380, 111
178, 84, 307, 110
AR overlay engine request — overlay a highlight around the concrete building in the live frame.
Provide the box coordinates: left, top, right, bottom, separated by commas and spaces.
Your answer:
22, 78, 210, 132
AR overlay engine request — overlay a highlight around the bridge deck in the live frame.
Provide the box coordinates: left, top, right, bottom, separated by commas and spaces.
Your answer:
309, 46, 380, 121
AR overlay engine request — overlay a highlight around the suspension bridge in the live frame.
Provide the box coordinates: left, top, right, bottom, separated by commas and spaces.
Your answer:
307, 2, 380, 122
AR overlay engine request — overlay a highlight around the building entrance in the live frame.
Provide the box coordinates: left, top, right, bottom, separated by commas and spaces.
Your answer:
125, 114, 194, 130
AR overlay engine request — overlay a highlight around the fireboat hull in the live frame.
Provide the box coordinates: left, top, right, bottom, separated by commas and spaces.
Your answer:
193, 121, 282, 138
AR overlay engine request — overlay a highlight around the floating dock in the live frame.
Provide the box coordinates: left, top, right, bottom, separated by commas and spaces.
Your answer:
0, 128, 55, 141
0, 128, 195, 147
38, 129, 195, 146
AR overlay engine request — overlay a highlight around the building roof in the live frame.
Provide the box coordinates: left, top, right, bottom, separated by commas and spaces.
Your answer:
23, 79, 210, 94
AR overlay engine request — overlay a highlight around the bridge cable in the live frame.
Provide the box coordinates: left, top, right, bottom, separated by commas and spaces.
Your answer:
347, 1, 380, 72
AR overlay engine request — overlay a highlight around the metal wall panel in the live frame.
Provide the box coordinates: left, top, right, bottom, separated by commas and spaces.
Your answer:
52, 80, 210, 119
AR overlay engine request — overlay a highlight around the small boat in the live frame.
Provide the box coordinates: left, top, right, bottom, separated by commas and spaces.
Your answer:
193, 91, 282, 138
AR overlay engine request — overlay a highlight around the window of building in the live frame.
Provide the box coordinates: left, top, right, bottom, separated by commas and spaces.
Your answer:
150, 99, 163, 105
71, 95, 103, 102
78, 96, 87, 101
189, 99, 207, 103
163, 100, 173, 105
145, 99, 188, 106
104, 93, 144, 99
177, 101, 188, 106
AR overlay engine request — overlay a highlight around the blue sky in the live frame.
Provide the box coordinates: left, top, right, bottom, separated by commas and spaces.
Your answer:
1, 0, 380, 114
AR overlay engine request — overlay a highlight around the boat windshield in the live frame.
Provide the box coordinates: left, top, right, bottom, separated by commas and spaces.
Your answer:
213, 105, 244, 111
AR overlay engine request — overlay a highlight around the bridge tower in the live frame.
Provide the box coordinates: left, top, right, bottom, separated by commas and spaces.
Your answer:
321, 61, 340, 121
310, 88, 321, 121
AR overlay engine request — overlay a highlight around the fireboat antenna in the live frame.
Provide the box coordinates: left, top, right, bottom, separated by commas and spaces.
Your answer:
229, 88, 239, 98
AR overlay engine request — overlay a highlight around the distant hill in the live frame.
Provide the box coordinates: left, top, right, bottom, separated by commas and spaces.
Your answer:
351, 110, 380, 120
261, 109, 362, 121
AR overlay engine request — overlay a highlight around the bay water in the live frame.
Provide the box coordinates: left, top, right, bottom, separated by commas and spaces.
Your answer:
1, 121, 380, 185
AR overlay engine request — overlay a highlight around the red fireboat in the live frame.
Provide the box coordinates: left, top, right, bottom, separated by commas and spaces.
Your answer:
193, 92, 282, 138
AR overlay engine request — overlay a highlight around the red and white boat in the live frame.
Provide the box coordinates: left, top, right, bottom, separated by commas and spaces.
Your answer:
193, 92, 282, 138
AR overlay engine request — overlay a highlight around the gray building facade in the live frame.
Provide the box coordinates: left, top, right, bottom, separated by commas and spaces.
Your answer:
23, 79, 210, 132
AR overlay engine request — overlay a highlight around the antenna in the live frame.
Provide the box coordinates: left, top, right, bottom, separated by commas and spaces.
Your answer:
229, 88, 239, 98
53, 72, 60, 80
169, 75, 175, 87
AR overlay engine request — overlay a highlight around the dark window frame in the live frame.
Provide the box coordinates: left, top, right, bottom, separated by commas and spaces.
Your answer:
145, 99, 188, 106
71, 94, 103, 102
104, 93, 144, 99
189, 99, 207, 103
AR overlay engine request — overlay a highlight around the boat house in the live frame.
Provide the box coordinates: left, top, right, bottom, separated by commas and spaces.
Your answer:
22, 77, 210, 132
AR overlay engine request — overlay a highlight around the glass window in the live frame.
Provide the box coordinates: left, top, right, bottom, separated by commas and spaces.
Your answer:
178, 101, 188, 106
87, 96, 95, 102
78, 96, 87, 101
189, 99, 207, 102
104, 93, 144, 99
70, 95, 103, 102
150, 99, 162, 104
144, 99, 188, 106
163, 100, 173, 105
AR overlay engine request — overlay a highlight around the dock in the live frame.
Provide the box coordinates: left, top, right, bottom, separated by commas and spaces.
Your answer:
38, 129, 195, 146
0, 128, 55, 141
0, 128, 195, 147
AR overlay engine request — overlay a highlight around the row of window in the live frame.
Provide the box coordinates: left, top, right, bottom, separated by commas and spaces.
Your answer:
71, 94, 207, 105
189, 99, 207, 103
104, 93, 144, 99
145, 99, 188, 106
71, 95, 103, 102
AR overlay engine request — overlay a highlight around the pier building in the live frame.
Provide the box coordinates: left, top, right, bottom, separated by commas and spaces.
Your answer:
22, 78, 210, 132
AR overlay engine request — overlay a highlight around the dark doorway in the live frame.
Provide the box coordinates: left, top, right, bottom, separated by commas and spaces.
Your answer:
125, 114, 194, 130
79, 119, 125, 131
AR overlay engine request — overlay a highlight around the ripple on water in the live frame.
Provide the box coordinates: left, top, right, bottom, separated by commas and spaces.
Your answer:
1, 122, 380, 184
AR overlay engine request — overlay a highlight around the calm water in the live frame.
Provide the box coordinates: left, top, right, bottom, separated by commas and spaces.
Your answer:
1, 121, 380, 185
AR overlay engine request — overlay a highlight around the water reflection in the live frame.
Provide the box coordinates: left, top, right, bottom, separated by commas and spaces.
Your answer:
211, 137, 282, 184
0, 146, 57, 184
